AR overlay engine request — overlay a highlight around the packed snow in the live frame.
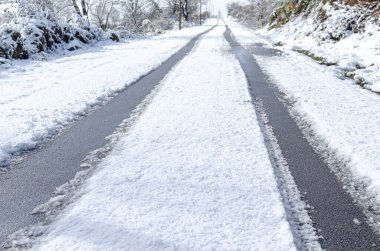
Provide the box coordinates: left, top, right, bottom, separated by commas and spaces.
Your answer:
228, 20, 380, 222
32, 25, 296, 250
0, 23, 212, 168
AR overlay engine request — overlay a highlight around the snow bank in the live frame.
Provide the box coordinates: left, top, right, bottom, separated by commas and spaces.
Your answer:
0, 23, 213, 168
29, 26, 296, 251
266, 1, 380, 92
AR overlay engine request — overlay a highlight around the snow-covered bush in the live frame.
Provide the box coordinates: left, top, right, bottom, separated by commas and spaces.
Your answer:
0, 14, 106, 59
315, 2, 372, 41
269, 0, 380, 32
141, 18, 175, 34
0, 0, 204, 61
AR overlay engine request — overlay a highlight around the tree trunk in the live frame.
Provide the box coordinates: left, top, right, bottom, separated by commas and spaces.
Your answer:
182, 0, 189, 21
81, 0, 88, 16
72, 0, 82, 16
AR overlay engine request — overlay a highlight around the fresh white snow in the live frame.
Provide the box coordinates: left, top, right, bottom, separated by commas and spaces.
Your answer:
263, 3, 380, 93
228, 21, 380, 220
0, 23, 212, 168
33, 25, 296, 250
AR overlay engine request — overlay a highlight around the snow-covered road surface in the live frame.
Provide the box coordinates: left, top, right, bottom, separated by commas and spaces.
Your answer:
0, 26, 215, 246
0, 24, 211, 168
33, 25, 297, 250
5, 20, 380, 250
227, 21, 380, 224
224, 24, 380, 249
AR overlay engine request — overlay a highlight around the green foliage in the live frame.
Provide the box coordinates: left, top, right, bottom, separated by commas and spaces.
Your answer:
295, 49, 338, 66
342, 70, 356, 80
296, 49, 324, 62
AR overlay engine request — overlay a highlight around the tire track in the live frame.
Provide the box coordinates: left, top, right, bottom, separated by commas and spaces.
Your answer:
0, 25, 215, 247
225, 25, 380, 250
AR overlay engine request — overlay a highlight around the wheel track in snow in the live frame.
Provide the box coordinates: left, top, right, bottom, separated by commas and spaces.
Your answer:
225, 26, 380, 250
0, 25, 216, 248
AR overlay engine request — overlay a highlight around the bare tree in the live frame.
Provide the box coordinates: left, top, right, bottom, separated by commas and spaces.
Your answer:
0, 0, 198, 32
228, 0, 276, 27
90, 0, 118, 30
81, 0, 88, 16
119, 0, 154, 31
71, 0, 82, 15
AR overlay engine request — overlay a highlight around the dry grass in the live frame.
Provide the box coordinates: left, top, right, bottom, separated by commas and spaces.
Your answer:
344, 0, 379, 5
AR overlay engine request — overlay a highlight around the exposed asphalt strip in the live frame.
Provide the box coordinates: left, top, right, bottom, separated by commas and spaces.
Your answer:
224, 26, 380, 250
0, 25, 215, 247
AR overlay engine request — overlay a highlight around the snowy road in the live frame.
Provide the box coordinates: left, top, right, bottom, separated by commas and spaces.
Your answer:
3, 21, 380, 250
0, 25, 214, 246
225, 25, 380, 249
0, 24, 211, 168
15, 26, 298, 250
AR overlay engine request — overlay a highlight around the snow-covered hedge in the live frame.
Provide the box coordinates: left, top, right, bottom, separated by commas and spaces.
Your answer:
0, 15, 119, 60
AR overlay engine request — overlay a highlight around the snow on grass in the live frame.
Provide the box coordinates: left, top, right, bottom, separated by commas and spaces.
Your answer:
0, 23, 214, 168
275, 6, 380, 93
31, 25, 296, 250
228, 20, 380, 230
239, 1, 380, 93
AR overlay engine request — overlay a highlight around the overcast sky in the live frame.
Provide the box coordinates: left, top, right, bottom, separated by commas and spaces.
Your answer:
209, 0, 245, 17
211, 0, 229, 16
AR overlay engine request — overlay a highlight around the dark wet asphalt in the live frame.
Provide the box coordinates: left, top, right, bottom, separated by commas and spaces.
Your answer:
224, 26, 380, 250
0, 26, 215, 247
